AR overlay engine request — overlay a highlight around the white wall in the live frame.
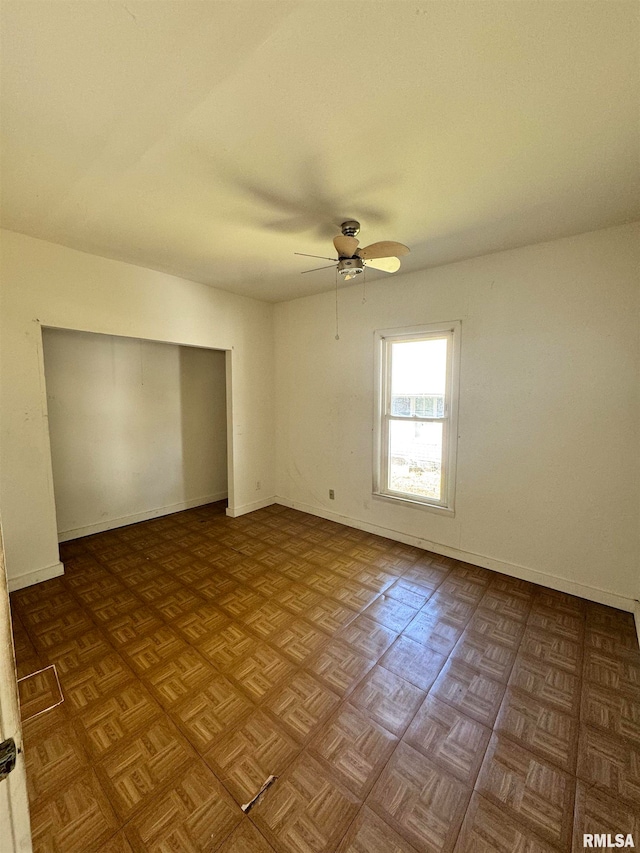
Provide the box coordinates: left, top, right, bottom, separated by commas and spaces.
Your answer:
42, 329, 227, 540
275, 223, 640, 610
0, 230, 274, 589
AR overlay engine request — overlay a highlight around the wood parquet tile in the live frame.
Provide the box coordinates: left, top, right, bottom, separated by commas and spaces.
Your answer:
450, 633, 516, 683
217, 820, 277, 853
534, 588, 586, 617
120, 625, 188, 674
243, 600, 291, 639
401, 565, 449, 592
101, 607, 164, 647
226, 642, 296, 702
30, 770, 119, 853
96, 831, 135, 853
577, 724, 640, 807
12, 501, 640, 853
59, 653, 135, 715
23, 705, 89, 801
330, 580, 380, 611
431, 659, 506, 727
380, 636, 447, 692
306, 639, 375, 697
420, 593, 476, 629
583, 646, 640, 695
170, 675, 254, 753
368, 741, 472, 853
336, 806, 421, 853
475, 734, 575, 848
518, 626, 582, 675
403, 610, 464, 656
363, 594, 419, 632
309, 704, 397, 798
508, 656, 580, 716
205, 711, 300, 805
350, 666, 425, 736
204, 709, 300, 805
143, 648, 216, 708
477, 589, 532, 622
494, 688, 578, 773
151, 587, 205, 621
453, 793, 563, 853
125, 762, 241, 853
464, 608, 525, 649
489, 574, 536, 598
252, 754, 360, 853
404, 696, 491, 785
175, 603, 230, 643
527, 607, 584, 642
580, 681, 640, 744
338, 613, 398, 659
585, 624, 640, 659
97, 717, 196, 820
437, 577, 487, 606
270, 618, 328, 664
30, 609, 96, 650
385, 579, 432, 610
43, 629, 115, 676
572, 781, 640, 851
199, 621, 258, 668
265, 671, 340, 743
305, 597, 357, 634
74, 681, 163, 760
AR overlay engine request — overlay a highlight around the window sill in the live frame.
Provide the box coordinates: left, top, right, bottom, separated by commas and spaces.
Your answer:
372, 491, 455, 516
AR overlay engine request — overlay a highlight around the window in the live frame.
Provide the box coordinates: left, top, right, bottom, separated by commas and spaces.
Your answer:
374, 321, 461, 512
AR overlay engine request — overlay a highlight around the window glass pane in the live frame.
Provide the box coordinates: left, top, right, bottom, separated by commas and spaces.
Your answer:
390, 395, 411, 416
388, 420, 443, 501
391, 338, 447, 395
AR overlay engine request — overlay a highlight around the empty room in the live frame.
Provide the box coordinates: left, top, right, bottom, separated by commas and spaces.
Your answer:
0, 2, 638, 852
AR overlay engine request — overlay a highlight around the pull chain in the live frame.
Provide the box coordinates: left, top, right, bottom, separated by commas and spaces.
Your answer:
362, 267, 367, 304
335, 268, 340, 340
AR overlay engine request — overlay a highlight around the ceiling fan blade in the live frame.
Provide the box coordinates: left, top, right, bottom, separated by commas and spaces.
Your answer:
333, 235, 359, 257
358, 240, 410, 260
365, 257, 401, 273
301, 265, 336, 274
294, 252, 338, 261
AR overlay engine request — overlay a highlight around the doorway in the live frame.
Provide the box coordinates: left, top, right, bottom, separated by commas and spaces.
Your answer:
41, 328, 229, 542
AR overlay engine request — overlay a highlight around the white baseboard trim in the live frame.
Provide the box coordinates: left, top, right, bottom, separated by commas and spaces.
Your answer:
8, 561, 64, 592
275, 497, 636, 613
226, 496, 276, 518
58, 492, 228, 541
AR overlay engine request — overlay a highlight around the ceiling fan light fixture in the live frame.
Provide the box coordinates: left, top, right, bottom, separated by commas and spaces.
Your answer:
337, 257, 364, 277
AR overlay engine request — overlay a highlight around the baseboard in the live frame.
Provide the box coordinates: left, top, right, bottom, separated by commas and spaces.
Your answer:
634, 601, 640, 649
8, 561, 64, 592
275, 497, 636, 613
226, 496, 276, 518
58, 492, 228, 541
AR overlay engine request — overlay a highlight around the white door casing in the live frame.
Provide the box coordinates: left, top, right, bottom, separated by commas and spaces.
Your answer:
0, 519, 32, 852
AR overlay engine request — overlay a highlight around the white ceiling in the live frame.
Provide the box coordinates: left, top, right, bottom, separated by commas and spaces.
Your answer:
1, 1, 638, 303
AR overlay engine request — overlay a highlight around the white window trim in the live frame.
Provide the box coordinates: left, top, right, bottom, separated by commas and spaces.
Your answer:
373, 321, 461, 515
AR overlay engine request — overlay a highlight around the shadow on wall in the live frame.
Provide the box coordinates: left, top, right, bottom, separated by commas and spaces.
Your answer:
179, 344, 228, 507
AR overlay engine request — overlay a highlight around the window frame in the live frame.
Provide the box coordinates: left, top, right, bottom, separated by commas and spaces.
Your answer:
373, 321, 461, 514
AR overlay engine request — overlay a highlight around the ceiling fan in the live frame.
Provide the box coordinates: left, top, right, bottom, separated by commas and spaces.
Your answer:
296, 220, 410, 281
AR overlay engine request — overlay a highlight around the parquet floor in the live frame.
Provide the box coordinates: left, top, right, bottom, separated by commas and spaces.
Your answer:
9, 501, 640, 852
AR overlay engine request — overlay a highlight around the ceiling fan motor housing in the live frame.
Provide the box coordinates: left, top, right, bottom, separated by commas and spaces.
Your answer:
340, 220, 360, 238
337, 257, 364, 276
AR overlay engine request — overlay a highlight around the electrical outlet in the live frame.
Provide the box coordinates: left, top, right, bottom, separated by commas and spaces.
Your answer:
329, 489, 335, 500
256, 481, 261, 491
